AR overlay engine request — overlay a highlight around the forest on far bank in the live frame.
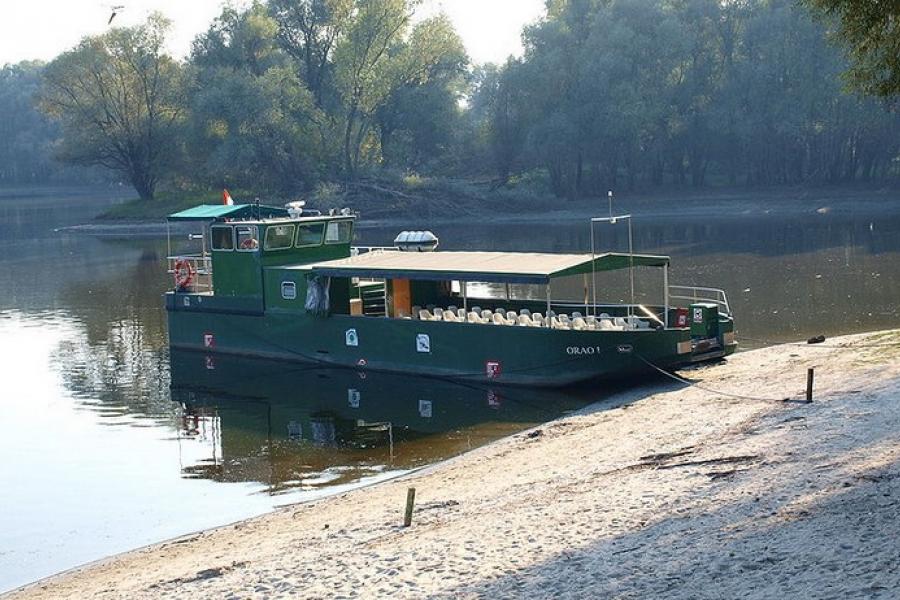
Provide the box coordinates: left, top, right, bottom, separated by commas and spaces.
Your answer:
0, 0, 898, 204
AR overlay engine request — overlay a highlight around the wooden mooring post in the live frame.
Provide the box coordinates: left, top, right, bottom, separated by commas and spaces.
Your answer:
403, 487, 416, 527
806, 368, 815, 403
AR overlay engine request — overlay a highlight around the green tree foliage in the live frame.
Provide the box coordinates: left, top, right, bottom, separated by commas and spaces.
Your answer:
190, 0, 468, 189
332, 4, 466, 176
0, 62, 105, 185
471, 0, 900, 197
268, 0, 353, 109
374, 20, 468, 172
15, 0, 898, 201
803, 0, 900, 98
38, 14, 185, 200
187, 3, 329, 193
0, 62, 57, 184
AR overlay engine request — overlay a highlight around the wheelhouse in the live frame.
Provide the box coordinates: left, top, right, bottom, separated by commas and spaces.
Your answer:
166, 203, 356, 304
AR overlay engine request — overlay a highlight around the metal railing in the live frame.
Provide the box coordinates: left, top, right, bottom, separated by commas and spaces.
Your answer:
668, 285, 731, 316
167, 254, 213, 293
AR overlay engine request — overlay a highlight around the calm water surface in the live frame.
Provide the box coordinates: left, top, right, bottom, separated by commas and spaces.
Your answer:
0, 189, 898, 591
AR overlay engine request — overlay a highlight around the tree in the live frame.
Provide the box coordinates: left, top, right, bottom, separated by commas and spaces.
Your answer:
187, 3, 329, 193
268, 0, 353, 109
0, 62, 56, 184
483, 0, 899, 194
333, 2, 464, 176
803, 0, 900, 98
374, 23, 468, 171
38, 14, 185, 200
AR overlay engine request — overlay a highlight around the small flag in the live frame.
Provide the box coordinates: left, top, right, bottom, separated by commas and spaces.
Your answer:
223, 189, 234, 206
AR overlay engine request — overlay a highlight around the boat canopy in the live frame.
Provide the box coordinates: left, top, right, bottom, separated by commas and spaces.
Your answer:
167, 204, 289, 221
306, 250, 669, 285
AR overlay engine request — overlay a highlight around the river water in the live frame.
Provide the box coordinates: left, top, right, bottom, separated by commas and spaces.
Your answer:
0, 188, 897, 591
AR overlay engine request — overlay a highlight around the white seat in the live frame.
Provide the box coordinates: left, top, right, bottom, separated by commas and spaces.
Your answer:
448, 305, 458, 312
532, 313, 545, 327
614, 317, 628, 329
471, 306, 482, 314
412, 306, 422, 319
457, 308, 467, 320
551, 316, 568, 330
433, 307, 443, 318
419, 309, 433, 321
443, 310, 458, 322
627, 316, 650, 330
559, 314, 571, 326
585, 315, 597, 329
506, 311, 517, 322
598, 318, 614, 330
468, 311, 484, 324
520, 309, 531, 316
572, 317, 587, 331
482, 309, 494, 320
492, 313, 507, 326
572, 311, 583, 319
517, 314, 532, 327
599, 313, 611, 320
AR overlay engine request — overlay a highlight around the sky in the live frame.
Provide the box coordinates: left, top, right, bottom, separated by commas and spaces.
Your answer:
0, 0, 546, 67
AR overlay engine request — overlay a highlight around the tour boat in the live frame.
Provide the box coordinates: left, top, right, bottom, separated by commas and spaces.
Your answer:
164, 202, 736, 387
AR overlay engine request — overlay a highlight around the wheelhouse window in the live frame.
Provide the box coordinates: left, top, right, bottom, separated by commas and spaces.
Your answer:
236, 225, 259, 251
296, 222, 325, 247
264, 224, 295, 251
211, 226, 234, 251
325, 220, 352, 244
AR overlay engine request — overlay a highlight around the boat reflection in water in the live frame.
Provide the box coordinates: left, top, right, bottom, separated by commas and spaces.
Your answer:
169, 350, 607, 496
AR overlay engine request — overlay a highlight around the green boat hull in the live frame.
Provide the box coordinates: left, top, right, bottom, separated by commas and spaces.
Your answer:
166, 293, 711, 387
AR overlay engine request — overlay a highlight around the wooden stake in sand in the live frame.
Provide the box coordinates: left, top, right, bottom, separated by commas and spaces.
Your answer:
404, 487, 416, 527
806, 368, 815, 403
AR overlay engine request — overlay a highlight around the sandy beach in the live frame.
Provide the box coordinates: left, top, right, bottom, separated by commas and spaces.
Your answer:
6, 330, 900, 599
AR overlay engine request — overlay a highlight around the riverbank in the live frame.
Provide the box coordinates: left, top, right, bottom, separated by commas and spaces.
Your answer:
52, 183, 900, 238
7, 330, 900, 599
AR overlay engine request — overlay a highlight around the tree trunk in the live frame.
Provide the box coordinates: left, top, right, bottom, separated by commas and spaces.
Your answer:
343, 103, 359, 179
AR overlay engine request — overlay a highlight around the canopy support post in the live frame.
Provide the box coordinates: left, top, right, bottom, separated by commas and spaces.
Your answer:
590, 219, 597, 317
583, 274, 589, 315
546, 282, 552, 317
627, 217, 635, 322
462, 281, 468, 312
166, 221, 172, 289
663, 264, 669, 328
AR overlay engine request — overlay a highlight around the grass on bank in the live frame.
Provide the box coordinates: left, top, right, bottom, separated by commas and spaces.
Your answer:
97, 189, 229, 221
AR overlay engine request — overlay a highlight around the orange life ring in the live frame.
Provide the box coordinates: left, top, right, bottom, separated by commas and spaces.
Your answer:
174, 258, 195, 290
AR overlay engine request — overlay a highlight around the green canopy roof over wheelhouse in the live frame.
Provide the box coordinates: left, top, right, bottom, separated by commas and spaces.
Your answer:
167, 204, 289, 221
307, 251, 669, 285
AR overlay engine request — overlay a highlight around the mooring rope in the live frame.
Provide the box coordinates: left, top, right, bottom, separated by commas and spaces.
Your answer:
635, 354, 796, 403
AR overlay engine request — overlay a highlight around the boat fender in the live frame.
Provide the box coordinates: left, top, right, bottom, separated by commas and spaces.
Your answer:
174, 258, 195, 291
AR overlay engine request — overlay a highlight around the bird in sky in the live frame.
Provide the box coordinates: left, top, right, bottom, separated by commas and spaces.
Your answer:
107, 5, 125, 25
